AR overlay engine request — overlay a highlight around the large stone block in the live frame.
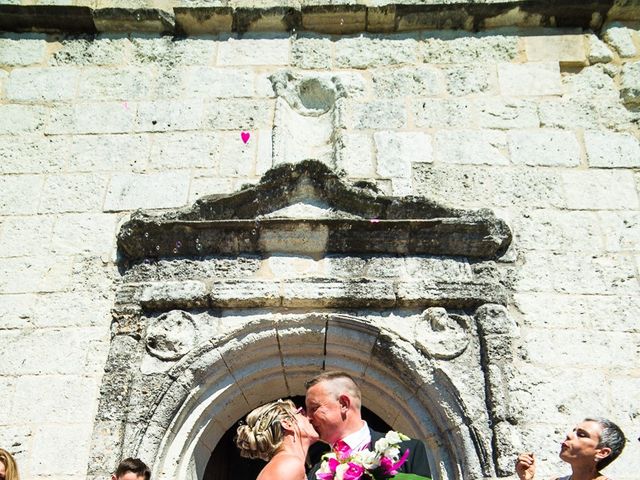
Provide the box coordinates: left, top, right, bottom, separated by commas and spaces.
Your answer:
50, 213, 118, 256
412, 98, 475, 128
509, 129, 581, 167
335, 132, 375, 178
562, 170, 638, 210
603, 25, 638, 57
599, 211, 640, 253
509, 364, 610, 426
78, 66, 153, 101
203, 98, 275, 130
513, 209, 603, 253
6, 67, 78, 102
498, 62, 562, 96
514, 292, 640, 333
0, 134, 68, 173
281, 279, 396, 308
539, 98, 635, 130
585, 130, 640, 168
189, 175, 235, 203
375, 130, 432, 177
218, 131, 257, 176
0, 34, 47, 66
40, 173, 108, 213
404, 256, 472, 282
475, 98, 539, 129
372, 65, 445, 97
69, 133, 149, 172
210, 280, 280, 307
434, 129, 508, 165
12, 375, 99, 423
31, 423, 94, 475
30, 291, 113, 328
0, 215, 56, 258
104, 171, 190, 211
0, 174, 43, 215
46, 102, 137, 135
586, 34, 614, 63
0, 294, 33, 329
524, 34, 587, 66
131, 36, 216, 66
413, 164, 565, 209
0, 105, 47, 134
521, 328, 638, 368
561, 64, 619, 99
0, 327, 104, 374
345, 99, 407, 129
291, 36, 332, 69
149, 131, 217, 169
183, 66, 255, 98
140, 280, 208, 309
51, 37, 129, 66
516, 251, 638, 295
134, 100, 204, 132
217, 36, 290, 66
335, 36, 418, 68
444, 63, 497, 96
422, 35, 520, 64
620, 61, 640, 106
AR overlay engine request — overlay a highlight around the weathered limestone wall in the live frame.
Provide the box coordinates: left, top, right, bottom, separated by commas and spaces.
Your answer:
1, 2, 639, 478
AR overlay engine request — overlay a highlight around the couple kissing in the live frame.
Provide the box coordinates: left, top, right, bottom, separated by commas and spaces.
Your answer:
236, 371, 431, 480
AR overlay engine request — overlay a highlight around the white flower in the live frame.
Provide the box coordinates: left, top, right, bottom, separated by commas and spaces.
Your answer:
335, 462, 349, 480
352, 449, 379, 469
384, 431, 402, 444
382, 446, 400, 460
374, 437, 390, 453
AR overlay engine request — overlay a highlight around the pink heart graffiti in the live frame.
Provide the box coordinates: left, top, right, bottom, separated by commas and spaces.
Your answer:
241, 131, 250, 144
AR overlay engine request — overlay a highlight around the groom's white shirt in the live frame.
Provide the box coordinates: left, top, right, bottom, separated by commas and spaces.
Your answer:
338, 420, 370, 452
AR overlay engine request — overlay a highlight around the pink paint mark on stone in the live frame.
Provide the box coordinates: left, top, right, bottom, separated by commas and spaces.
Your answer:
241, 131, 250, 144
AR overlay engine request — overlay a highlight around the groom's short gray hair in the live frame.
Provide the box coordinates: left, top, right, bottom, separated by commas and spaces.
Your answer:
305, 371, 362, 410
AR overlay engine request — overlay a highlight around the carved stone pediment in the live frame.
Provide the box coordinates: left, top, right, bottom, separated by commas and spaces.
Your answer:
117, 160, 511, 262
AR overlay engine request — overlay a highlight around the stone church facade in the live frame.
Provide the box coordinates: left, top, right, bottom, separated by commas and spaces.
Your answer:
0, 1, 639, 479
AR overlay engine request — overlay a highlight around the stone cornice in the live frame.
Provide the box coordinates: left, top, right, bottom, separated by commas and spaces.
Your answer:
117, 160, 512, 262
0, 1, 638, 34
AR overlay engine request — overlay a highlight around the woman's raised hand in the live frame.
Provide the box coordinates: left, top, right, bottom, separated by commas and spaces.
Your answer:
515, 452, 536, 480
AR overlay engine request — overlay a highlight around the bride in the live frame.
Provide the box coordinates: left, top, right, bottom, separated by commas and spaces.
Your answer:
236, 399, 319, 480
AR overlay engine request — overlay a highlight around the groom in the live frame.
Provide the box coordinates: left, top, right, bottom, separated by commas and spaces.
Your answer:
305, 371, 431, 479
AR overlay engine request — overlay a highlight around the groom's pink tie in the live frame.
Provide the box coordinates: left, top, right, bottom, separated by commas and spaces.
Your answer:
333, 440, 351, 459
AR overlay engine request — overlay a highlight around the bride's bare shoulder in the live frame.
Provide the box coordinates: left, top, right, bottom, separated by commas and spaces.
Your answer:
257, 454, 305, 480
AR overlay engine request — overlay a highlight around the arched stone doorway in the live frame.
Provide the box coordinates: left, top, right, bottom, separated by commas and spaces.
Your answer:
87, 161, 520, 480
113, 313, 510, 480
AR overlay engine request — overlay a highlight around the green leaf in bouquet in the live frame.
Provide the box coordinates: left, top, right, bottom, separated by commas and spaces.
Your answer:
392, 473, 432, 480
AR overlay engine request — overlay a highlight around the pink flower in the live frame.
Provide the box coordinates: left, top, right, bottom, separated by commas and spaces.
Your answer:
379, 448, 410, 476
317, 473, 334, 480
343, 462, 365, 480
335, 442, 353, 460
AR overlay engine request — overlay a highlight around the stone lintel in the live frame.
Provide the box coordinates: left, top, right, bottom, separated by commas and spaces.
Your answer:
301, 5, 367, 34
128, 278, 505, 311
174, 7, 233, 35
118, 217, 511, 260
0, 1, 628, 34
93, 8, 175, 33
0, 5, 96, 33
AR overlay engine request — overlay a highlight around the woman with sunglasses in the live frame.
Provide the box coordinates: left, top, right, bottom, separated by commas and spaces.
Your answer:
236, 399, 319, 480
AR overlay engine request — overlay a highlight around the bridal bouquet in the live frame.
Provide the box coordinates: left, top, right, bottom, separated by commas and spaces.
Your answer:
316, 431, 429, 480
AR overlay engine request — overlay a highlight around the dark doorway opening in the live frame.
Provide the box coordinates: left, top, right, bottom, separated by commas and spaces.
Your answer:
203, 395, 391, 480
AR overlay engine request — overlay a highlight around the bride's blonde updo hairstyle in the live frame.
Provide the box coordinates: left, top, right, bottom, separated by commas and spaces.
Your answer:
235, 399, 298, 462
